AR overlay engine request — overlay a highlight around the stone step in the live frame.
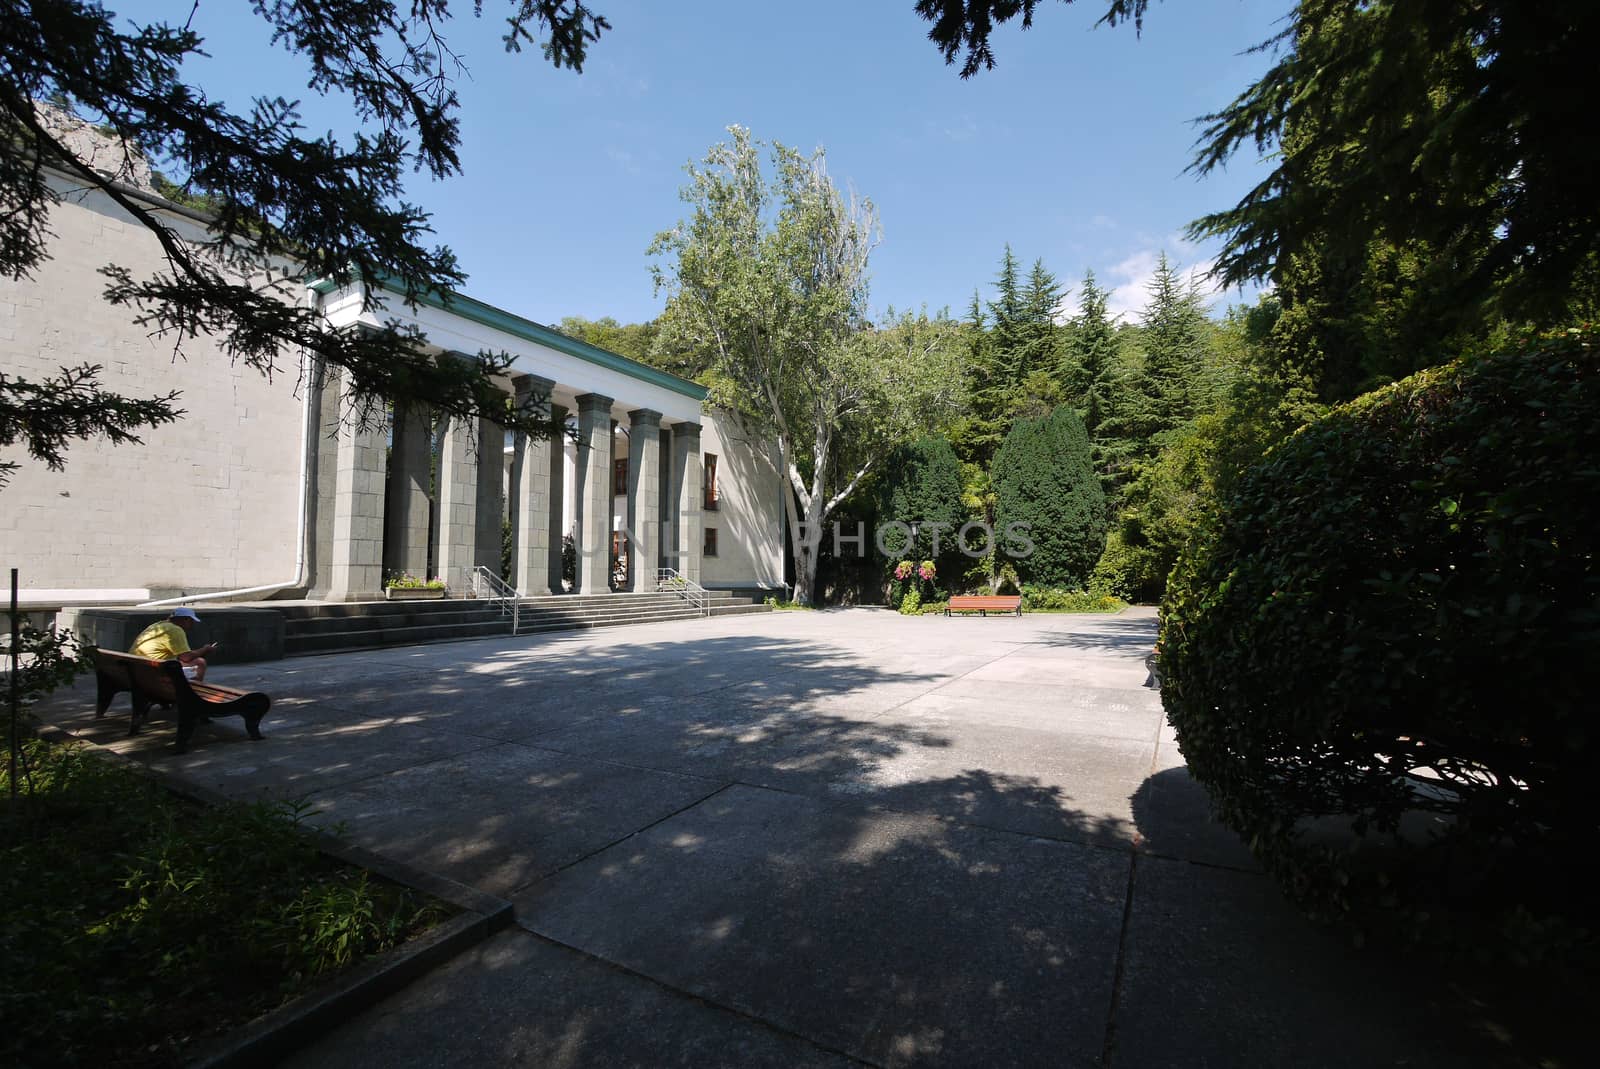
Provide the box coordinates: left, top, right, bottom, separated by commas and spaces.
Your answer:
709, 604, 774, 617
514, 607, 712, 635
284, 618, 513, 655
272, 598, 500, 621
286, 611, 510, 637
276, 591, 769, 655
514, 605, 709, 627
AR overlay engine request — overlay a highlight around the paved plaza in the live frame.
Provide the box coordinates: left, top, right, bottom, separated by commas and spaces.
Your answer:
40, 608, 1513, 1067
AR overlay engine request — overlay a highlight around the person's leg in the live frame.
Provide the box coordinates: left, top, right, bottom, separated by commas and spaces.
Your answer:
183, 658, 207, 682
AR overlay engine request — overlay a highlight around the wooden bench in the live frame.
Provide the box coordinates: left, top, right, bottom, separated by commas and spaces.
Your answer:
945, 595, 1023, 617
94, 649, 270, 755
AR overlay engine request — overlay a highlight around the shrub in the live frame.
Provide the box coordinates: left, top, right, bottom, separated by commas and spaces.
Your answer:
1020, 585, 1124, 613
1161, 327, 1600, 962
875, 436, 968, 573
1097, 415, 1225, 602
385, 573, 445, 590
993, 406, 1106, 588
898, 588, 922, 616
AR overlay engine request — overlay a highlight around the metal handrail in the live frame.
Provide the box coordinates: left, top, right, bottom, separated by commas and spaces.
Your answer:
656, 567, 710, 617
472, 566, 522, 634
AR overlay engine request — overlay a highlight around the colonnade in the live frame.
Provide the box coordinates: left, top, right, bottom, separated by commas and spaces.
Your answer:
317, 369, 702, 601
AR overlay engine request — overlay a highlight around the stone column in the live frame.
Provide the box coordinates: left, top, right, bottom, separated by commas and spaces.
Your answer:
473, 416, 505, 578
670, 421, 703, 585
435, 412, 479, 594
326, 379, 388, 602
574, 392, 615, 595
383, 401, 432, 580
546, 402, 569, 594
511, 375, 555, 596
626, 409, 663, 592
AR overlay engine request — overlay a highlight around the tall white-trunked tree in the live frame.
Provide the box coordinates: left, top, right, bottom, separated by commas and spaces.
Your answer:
651, 127, 961, 604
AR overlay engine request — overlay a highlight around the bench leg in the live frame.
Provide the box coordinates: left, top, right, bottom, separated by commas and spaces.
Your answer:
174, 705, 199, 754
95, 675, 119, 719
241, 695, 269, 741
129, 692, 153, 735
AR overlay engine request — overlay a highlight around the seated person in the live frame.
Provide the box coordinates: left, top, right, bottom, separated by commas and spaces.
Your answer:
129, 607, 217, 681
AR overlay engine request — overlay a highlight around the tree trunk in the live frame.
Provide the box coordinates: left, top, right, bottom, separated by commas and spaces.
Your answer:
791, 489, 827, 606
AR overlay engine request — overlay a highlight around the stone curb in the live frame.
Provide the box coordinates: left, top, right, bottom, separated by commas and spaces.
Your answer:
31, 722, 516, 1069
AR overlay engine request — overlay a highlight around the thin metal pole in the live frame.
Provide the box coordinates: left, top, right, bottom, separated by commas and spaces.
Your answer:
9, 568, 18, 802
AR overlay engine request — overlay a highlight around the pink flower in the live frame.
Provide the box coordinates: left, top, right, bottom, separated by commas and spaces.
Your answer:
894, 560, 914, 581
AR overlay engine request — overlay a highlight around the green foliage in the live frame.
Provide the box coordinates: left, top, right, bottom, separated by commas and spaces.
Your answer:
1136, 253, 1210, 436
1189, 1, 1600, 326
2, 3, 599, 480
898, 587, 922, 616
874, 435, 968, 571
384, 572, 445, 590
501, 517, 515, 581
1019, 585, 1124, 613
992, 405, 1106, 588
1, 739, 447, 1066
2, 621, 92, 710
1093, 415, 1224, 602
651, 126, 962, 603
952, 247, 1067, 474
1161, 327, 1600, 962
0, 362, 181, 488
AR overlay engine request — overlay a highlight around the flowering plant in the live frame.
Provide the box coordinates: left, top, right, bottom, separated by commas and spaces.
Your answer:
894, 560, 915, 581
918, 560, 936, 582
385, 573, 446, 590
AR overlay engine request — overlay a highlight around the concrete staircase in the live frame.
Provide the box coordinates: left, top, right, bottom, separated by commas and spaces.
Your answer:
280, 591, 769, 655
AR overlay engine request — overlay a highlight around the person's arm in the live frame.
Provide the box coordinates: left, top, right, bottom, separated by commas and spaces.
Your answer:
177, 643, 216, 664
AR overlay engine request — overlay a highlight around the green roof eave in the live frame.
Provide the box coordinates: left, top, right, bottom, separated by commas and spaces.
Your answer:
305, 276, 708, 402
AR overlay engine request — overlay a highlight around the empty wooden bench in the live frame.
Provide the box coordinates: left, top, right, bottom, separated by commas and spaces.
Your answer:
94, 649, 270, 754
945, 595, 1023, 617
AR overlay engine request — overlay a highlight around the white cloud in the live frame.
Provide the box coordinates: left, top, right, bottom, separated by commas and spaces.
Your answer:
1099, 235, 1223, 322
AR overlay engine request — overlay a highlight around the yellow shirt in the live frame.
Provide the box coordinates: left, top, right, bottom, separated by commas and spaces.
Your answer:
130, 620, 190, 661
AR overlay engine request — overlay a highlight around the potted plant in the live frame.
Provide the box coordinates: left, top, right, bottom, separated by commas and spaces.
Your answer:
384, 574, 447, 600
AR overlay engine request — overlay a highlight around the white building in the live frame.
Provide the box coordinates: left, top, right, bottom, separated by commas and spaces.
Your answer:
1, 161, 786, 611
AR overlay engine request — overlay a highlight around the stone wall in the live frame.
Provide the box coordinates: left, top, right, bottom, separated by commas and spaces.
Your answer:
0, 176, 304, 596
699, 411, 786, 591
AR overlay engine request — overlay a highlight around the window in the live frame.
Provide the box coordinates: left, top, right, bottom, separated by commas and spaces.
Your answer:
613, 457, 629, 497
703, 527, 719, 558
703, 453, 719, 510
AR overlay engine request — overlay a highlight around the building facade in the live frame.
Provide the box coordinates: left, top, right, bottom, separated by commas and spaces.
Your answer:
2, 169, 785, 609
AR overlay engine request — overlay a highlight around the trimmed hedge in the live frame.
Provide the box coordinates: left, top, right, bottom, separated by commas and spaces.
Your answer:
1161, 327, 1599, 960
993, 406, 1106, 588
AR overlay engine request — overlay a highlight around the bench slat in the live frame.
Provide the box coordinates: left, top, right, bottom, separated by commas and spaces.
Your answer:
93, 647, 270, 752
946, 594, 1022, 616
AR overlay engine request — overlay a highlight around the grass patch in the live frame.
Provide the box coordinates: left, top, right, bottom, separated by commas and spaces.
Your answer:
0, 738, 450, 1068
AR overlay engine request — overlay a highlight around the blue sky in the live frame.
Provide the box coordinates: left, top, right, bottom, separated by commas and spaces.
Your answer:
128, 0, 1290, 324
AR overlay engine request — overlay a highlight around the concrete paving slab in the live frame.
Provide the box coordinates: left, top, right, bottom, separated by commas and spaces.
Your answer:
284, 928, 856, 1069
1129, 766, 1258, 870
1111, 855, 1508, 1068
41, 699, 499, 800
516, 784, 1130, 1068
305, 742, 726, 896
834, 715, 1155, 844
893, 682, 1162, 743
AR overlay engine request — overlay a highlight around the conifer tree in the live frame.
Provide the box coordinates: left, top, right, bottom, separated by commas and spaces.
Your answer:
1019, 258, 1064, 385
1069, 269, 1117, 434
992, 405, 1107, 588
1137, 253, 1209, 438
